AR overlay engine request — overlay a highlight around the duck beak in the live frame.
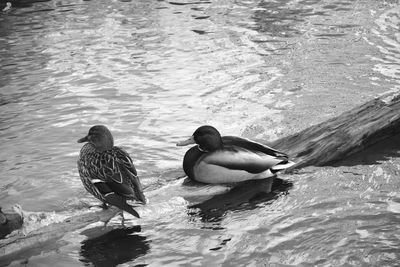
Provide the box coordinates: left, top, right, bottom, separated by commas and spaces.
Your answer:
77, 135, 89, 143
176, 136, 195, 146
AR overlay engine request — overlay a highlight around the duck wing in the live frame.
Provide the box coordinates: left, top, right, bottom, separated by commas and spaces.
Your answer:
222, 136, 288, 159
204, 146, 287, 174
79, 146, 146, 205
111, 148, 146, 203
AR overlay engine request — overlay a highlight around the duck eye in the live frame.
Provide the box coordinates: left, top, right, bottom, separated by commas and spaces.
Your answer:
88, 133, 97, 140
88, 131, 98, 137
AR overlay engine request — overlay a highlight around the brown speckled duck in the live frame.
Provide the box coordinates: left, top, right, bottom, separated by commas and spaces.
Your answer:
77, 125, 146, 221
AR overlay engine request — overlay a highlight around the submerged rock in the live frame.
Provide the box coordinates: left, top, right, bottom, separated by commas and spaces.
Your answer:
0, 206, 23, 239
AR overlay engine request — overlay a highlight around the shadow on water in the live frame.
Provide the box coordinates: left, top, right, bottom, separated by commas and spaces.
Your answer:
332, 133, 400, 167
187, 178, 293, 224
80, 226, 150, 267
0, 0, 50, 9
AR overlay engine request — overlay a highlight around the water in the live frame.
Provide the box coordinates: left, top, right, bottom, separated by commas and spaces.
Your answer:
1, 0, 400, 266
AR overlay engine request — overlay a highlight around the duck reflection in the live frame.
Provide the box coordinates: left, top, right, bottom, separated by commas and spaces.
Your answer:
80, 226, 149, 267
187, 178, 292, 223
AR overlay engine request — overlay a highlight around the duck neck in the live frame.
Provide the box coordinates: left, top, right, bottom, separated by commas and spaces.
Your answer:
198, 134, 223, 152
96, 145, 113, 152
95, 132, 114, 152
197, 145, 208, 153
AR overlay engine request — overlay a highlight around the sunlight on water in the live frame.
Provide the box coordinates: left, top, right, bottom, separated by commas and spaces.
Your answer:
367, 5, 400, 90
1, 0, 400, 266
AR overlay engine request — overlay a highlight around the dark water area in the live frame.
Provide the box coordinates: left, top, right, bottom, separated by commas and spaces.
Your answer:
0, 0, 400, 266
80, 226, 150, 267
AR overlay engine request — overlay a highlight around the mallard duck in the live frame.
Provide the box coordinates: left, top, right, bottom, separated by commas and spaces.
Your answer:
176, 125, 295, 184
77, 125, 146, 222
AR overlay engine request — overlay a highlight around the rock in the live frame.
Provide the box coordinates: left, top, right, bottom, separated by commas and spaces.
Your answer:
0, 206, 23, 239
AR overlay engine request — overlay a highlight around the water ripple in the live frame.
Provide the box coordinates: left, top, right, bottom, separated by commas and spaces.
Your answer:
1, 0, 400, 266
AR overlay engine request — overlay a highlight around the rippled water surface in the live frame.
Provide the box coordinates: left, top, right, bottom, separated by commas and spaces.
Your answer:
1, 0, 400, 266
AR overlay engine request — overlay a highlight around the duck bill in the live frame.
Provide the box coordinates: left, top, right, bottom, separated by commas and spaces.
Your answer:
77, 135, 89, 143
176, 136, 195, 146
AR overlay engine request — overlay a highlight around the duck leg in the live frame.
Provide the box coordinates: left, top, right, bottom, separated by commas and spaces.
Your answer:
99, 206, 121, 228
120, 210, 125, 227
102, 214, 114, 228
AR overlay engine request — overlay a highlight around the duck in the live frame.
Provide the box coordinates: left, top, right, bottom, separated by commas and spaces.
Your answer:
176, 125, 295, 184
77, 125, 146, 223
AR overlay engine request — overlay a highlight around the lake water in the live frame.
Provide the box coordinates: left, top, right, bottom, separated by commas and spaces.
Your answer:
1, 0, 400, 266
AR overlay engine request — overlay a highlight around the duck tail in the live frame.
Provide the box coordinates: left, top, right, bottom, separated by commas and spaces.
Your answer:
271, 160, 296, 173
104, 193, 141, 218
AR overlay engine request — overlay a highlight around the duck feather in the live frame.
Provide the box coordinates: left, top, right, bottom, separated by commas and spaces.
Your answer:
78, 144, 146, 206
203, 147, 286, 174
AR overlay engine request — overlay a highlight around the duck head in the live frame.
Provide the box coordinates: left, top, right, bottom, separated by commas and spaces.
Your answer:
177, 125, 223, 152
77, 125, 114, 152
